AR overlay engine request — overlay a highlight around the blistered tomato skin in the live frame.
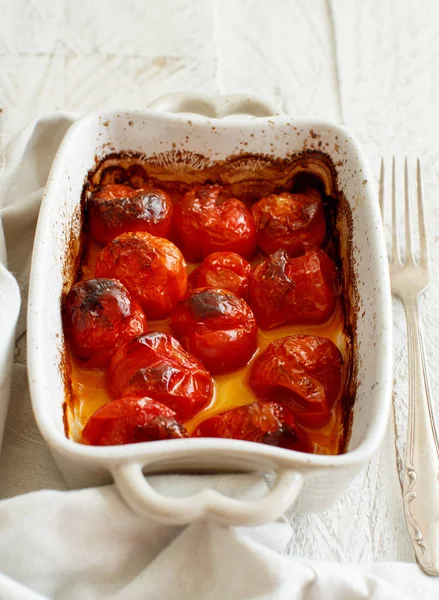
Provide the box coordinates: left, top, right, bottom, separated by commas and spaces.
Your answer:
171, 288, 257, 375
108, 331, 213, 421
63, 278, 147, 369
95, 231, 187, 320
89, 184, 173, 244
252, 190, 326, 257
249, 334, 343, 428
82, 397, 188, 446
172, 185, 256, 262
249, 246, 338, 329
193, 401, 310, 451
188, 252, 251, 299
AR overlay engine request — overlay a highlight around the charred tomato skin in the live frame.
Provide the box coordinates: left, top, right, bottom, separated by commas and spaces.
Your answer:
95, 231, 187, 320
171, 287, 257, 375
172, 185, 256, 262
89, 184, 173, 244
249, 246, 338, 329
252, 190, 326, 257
249, 334, 343, 428
193, 401, 310, 452
63, 278, 147, 369
83, 397, 188, 446
188, 251, 251, 299
108, 331, 213, 421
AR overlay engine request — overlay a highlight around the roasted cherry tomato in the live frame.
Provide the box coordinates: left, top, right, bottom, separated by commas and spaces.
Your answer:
108, 331, 213, 421
83, 397, 188, 446
188, 252, 251, 299
171, 288, 257, 374
63, 278, 147, 369
193, 401, 310, 451
172, 185, 256, 261
249, 334, 343, 428
88, 184, 172, 244
249, 246, 338, 329
252, 190, 326, 256
95, 231, 187, 319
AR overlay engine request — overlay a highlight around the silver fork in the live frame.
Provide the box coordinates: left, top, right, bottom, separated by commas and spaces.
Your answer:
380, 158, 439, 576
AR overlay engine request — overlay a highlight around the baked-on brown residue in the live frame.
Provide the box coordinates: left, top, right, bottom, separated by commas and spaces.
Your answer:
85, 149, 339, 201
62, 148, 358, 453
60, 203, 83, 437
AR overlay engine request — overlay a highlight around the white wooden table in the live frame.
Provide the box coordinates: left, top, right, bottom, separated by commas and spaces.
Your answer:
1, 0, 438, 564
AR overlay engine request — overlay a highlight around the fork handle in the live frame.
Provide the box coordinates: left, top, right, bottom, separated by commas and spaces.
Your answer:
402, 298, 439, 575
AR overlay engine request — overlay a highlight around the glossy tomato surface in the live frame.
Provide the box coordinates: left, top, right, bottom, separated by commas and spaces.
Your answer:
89, 184, 172, 244
188, 252, 251, 299
252, 190, 326, 256
171, 288, 257, 374
108, 331, 213, 421
249, 334, 343, 428
172, 185, 256, 261
63, 278, 147, 369
249, 246, 338, 329
83, 397, 188, 446
95, 231, 187, 319
193, 401, 310, 451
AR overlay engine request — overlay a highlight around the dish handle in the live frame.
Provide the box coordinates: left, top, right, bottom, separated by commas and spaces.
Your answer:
112, 462, 303, 526
148, 92, 284, 119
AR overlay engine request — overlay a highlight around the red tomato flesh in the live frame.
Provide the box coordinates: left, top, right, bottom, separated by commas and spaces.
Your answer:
252, 190, 326, 257
249, 246, 338, 329
193, 401, 310, 451
63, 278, 147, 369
172, 185, 256, 261
189, 251, 251, 299
89, 184, 172, 244
171, 288, 257, 374
95, 231, 187, 319
108, 331, 213, 421
83, 397, 188, 446
249, 334, 343, 428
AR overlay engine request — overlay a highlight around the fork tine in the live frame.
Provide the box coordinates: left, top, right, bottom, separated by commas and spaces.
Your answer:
404, 158, 414, 264
379, 158, 384, 215
391, 156, 400, 264
417, 159, 429, 266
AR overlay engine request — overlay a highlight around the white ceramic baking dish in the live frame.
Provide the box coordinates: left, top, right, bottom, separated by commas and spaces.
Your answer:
27, 93, 392, 526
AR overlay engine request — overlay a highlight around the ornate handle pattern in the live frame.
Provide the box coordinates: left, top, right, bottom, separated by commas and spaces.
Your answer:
402, 299, 439, 576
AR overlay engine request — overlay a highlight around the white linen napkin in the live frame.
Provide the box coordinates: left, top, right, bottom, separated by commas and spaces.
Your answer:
0, 114, 437, 600
0, 252, 20, 453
